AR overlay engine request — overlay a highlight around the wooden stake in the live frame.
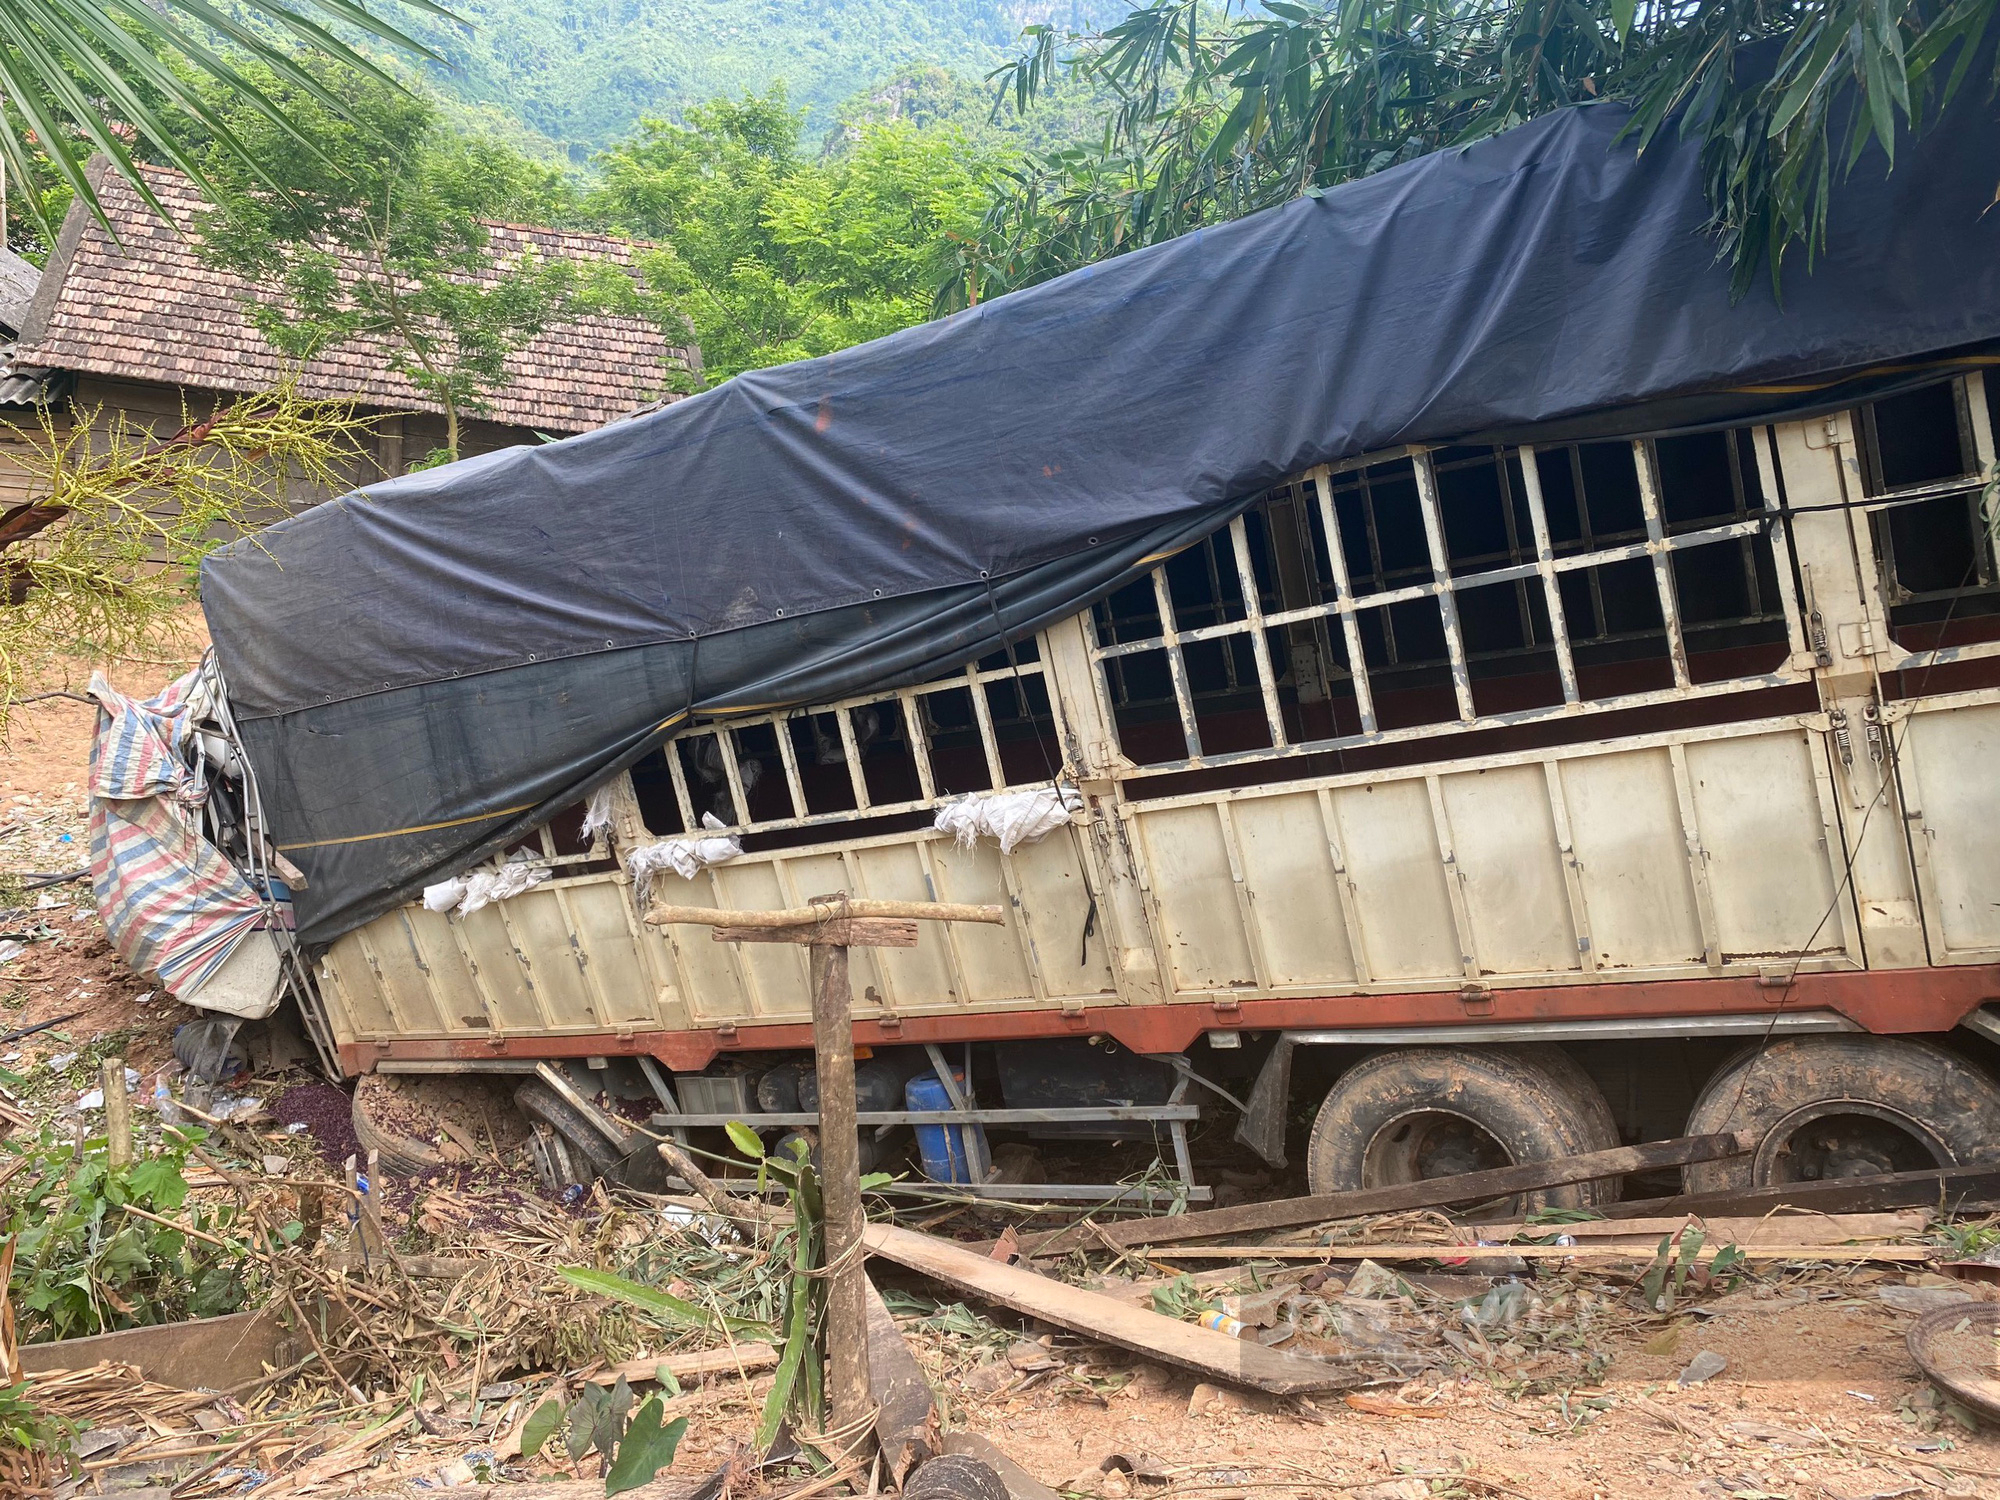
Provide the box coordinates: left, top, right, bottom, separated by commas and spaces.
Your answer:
102, 1055, 133, 1168
810, 937, 870, 1438
664, 891, 1003, 1460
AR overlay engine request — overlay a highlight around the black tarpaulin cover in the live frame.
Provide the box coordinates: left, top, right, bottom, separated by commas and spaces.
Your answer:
202, 90, 2000, 946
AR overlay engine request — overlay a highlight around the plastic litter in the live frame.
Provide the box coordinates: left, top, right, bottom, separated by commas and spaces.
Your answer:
1197, 1309, 1246, 1338
45, 1051, 77, 1071
0, 940, 22, 965
934, 784, 1082, 854
1343, 1259, 1402, 1300
580, 783, 615, 846
625, 814, 743, 896
1464, 1281, 1535, 1329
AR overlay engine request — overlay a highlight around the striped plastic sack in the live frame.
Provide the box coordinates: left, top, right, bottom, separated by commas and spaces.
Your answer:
87, 664, 271, 1009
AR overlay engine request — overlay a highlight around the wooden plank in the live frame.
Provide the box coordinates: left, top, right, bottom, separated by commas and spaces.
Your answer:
16, 1306, 300, 1389
1135, 1243, 1933, 1263
1465, 1210, 1929, 1247
860, 1223, 1362, 1395
713, 918, 917, 947
865, 1276, 936, 1485
1591, 1164, 2000, 1222
1035, 1131, 1754, 1255
585, 1343, 780, 1388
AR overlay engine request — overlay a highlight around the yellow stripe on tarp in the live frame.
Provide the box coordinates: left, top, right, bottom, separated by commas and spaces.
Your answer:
1733, 352, 2000, 395
276, 803, 537, 851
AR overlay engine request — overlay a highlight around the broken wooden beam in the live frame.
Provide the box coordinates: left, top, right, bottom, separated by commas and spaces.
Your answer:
1591, 1163, 2000, 1222
861, 1223, 1363, 1394
865, 1276, 937, 1486
1134, 1243, 1934, 1263
1027, 1131, 1755, 1255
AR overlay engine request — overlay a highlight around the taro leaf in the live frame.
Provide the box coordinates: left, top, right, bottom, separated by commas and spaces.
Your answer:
725, 1120, 765, 1159
604, 1398, 688, 1496
521, 1399, 565, 1459
565, 1384, 606, 1463
558, 1267, 771, 1339
589, 1376, 634, 1460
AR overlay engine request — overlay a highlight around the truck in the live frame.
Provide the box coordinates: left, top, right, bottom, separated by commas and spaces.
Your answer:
117, 86, 2000, 1209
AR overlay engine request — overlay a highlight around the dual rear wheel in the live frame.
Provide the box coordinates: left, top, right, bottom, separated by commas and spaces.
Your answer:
1304, 1036, 2000, 1201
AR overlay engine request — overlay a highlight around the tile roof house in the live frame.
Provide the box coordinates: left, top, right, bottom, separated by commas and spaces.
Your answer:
0, 161, 695, 489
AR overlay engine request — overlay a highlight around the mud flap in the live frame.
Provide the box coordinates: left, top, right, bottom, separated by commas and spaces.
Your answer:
1233, 1035, 1295, 1169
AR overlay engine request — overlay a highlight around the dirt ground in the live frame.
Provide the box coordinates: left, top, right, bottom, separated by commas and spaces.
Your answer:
931, 1283, 2000, 1500
7, 633, 2000, 1500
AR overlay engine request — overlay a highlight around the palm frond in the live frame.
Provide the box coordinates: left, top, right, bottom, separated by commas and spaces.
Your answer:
0, 0, 457, 243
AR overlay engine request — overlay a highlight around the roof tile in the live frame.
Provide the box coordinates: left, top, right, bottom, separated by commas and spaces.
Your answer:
12, 167, 691, 433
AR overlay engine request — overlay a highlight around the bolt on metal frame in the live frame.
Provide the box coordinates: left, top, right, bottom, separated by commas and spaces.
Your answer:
1087, 431, 1810, 774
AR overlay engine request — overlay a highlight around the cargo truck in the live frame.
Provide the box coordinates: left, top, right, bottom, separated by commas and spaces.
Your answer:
129, 88, 2000, 1208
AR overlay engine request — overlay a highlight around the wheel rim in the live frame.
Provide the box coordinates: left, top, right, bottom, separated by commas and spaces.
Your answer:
1752, 1099, 1951, 1184
1362, 1108, 1512, 1187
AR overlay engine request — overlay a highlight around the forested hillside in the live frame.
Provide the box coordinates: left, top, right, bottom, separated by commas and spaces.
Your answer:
412, 0, 1113, 154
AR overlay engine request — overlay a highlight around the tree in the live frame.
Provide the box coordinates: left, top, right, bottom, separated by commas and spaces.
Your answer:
955, 0, 2000, 307
590, 86, 996, 383
0, 386, 372, 723
191, 67, 598, 462
0, 1, 451, 242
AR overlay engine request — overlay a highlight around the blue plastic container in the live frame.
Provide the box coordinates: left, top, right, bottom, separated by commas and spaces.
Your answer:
905, 1071, 989, 1184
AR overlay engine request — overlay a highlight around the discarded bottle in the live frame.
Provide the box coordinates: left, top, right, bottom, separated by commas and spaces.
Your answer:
1198, 1309, 1246, 1338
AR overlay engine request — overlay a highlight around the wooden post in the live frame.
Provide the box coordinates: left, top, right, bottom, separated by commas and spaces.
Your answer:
809, 937, 870, 1440
102, 1056, 133, 1168
643, 891, 1004, 1458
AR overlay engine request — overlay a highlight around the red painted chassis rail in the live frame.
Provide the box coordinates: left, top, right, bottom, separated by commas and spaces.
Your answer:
338, 965, 2000, 1075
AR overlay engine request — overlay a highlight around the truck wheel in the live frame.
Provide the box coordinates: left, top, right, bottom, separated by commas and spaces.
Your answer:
516, 1080, 623, 1196
1682, 1035, 2000, 1192
1304, 1045, 1620, 1208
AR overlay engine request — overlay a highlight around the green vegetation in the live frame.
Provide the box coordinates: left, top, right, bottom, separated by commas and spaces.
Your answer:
960, 0, 2000, 305
591, 86, 997, 380
1, 1121, 277, 1341
0, 1, 447, 242
406, 0, 1044, 153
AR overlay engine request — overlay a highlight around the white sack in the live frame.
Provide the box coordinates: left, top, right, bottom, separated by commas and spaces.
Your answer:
934, 784, 1082, 855
421, 860, 551, 917
626, 813, 742, 897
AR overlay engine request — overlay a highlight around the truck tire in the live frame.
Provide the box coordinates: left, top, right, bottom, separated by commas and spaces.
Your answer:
351, 1084, 447, 1178
905, 1456, 1008, 1500
1304, 1045, 1621, 1208
516, 1080, 624, 1195
1682, 1035, 2000, 1192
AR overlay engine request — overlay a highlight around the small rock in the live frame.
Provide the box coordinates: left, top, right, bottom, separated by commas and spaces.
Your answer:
961, 1356, 1014, 1395
1187, 1381, 1253, 1416
1007, 1338, 1056, 1371
1098, 1471, 1131, 1500
1678, 1350, 1728, 1387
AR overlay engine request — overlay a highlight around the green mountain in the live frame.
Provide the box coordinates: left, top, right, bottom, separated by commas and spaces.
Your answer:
414, 0, 1114, 157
